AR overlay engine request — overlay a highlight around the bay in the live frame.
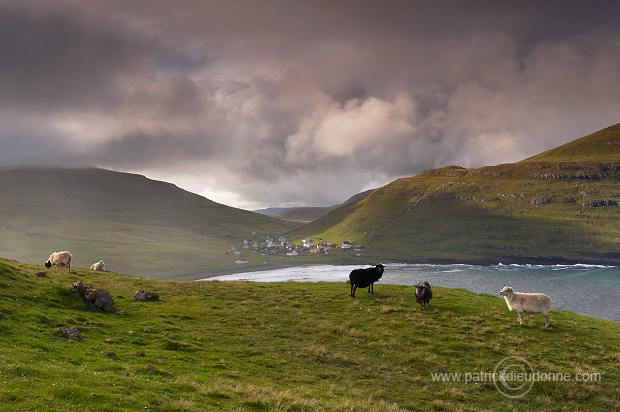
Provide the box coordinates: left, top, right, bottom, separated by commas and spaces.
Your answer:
204, 263, 620, 322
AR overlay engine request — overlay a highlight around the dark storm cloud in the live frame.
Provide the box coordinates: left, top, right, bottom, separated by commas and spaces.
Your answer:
0, 1, 153, 112
1, 0, 620, 208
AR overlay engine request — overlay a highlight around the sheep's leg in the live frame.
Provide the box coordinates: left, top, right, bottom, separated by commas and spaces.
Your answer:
517, 312, 523, 324
544, 313, 550, 328
351, 284, 357, 298
368, 283, 374, 294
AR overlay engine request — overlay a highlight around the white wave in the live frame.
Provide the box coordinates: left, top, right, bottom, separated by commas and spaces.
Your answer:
199, 263, 620, 321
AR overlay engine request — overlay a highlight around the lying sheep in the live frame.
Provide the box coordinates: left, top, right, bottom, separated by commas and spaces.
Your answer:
45, 251, 72, 272
90, 260, 105, 271
415, 280, 433, 309
500, 286, 552, 328
349, 264, 385, 298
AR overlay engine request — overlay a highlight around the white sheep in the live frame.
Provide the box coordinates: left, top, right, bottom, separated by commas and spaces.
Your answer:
45, 251, 73, 272
89, 260, 105, 271
500, 286, 552, 328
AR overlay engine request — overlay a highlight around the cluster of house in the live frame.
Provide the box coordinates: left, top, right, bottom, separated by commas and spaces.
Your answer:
299, 239, 367, 255
229, 234, 366, 263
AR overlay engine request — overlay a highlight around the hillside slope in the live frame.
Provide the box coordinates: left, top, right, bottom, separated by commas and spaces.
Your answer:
0, 168, 298, 276
292, 123, 620, 264
0, 258, 618, 411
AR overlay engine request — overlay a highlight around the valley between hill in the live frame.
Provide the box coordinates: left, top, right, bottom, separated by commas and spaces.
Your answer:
2, 123, 620, 278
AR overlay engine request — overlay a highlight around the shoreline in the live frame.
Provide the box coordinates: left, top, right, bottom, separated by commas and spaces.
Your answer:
170, 260, 363, 281
181, 261, 620, 322
168, 255, 620, 281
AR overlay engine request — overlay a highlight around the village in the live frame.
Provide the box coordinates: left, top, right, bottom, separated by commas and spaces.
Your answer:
227, 234, 367, 264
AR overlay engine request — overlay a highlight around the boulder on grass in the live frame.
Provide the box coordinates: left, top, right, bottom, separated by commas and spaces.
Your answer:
57, 326, 82, 340
133, 290, 160, 302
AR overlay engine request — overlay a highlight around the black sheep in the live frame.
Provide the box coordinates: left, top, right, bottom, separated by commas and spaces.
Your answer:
415, 280, 433, 309
349, 264, 385, 298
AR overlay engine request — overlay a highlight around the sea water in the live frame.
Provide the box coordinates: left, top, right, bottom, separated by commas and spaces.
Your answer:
204, 263, 620, 322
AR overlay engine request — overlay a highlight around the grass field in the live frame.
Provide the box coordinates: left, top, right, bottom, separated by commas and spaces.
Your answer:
0, 257, 618, 411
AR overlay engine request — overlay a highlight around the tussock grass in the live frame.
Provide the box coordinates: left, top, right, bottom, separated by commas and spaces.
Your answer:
0, 258, 618, 411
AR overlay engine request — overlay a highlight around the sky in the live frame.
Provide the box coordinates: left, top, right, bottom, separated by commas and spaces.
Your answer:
1, 0, 620, 210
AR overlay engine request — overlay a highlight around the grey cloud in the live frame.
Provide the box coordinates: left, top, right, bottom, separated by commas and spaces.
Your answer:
1, 0, 620, 207
0, 2, 157, 113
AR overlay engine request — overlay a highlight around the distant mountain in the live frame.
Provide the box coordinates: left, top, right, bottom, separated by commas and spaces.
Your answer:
290, 123, 620, 265
0, 167, 298, 276
254, 207, 288, 216
254, 190, 374, 222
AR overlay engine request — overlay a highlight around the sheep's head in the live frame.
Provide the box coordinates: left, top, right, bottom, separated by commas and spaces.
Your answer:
45, 260, 52, 268
499, 286, 513, 297
376, 264, 385, 273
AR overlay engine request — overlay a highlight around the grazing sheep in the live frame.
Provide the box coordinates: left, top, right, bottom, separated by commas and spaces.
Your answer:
500, 286, 552, 328
45, 251, 72, 272
90, 260, 105, 271
415, 281, 433, 309
349, 264, 385, 298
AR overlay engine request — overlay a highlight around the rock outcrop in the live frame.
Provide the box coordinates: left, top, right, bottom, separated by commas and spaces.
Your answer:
69, 281, 121, 314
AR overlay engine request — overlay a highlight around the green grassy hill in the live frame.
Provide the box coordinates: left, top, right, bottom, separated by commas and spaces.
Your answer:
0, 258, 617, 411
0, 168, 299, 277
292, 123, 620, 265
